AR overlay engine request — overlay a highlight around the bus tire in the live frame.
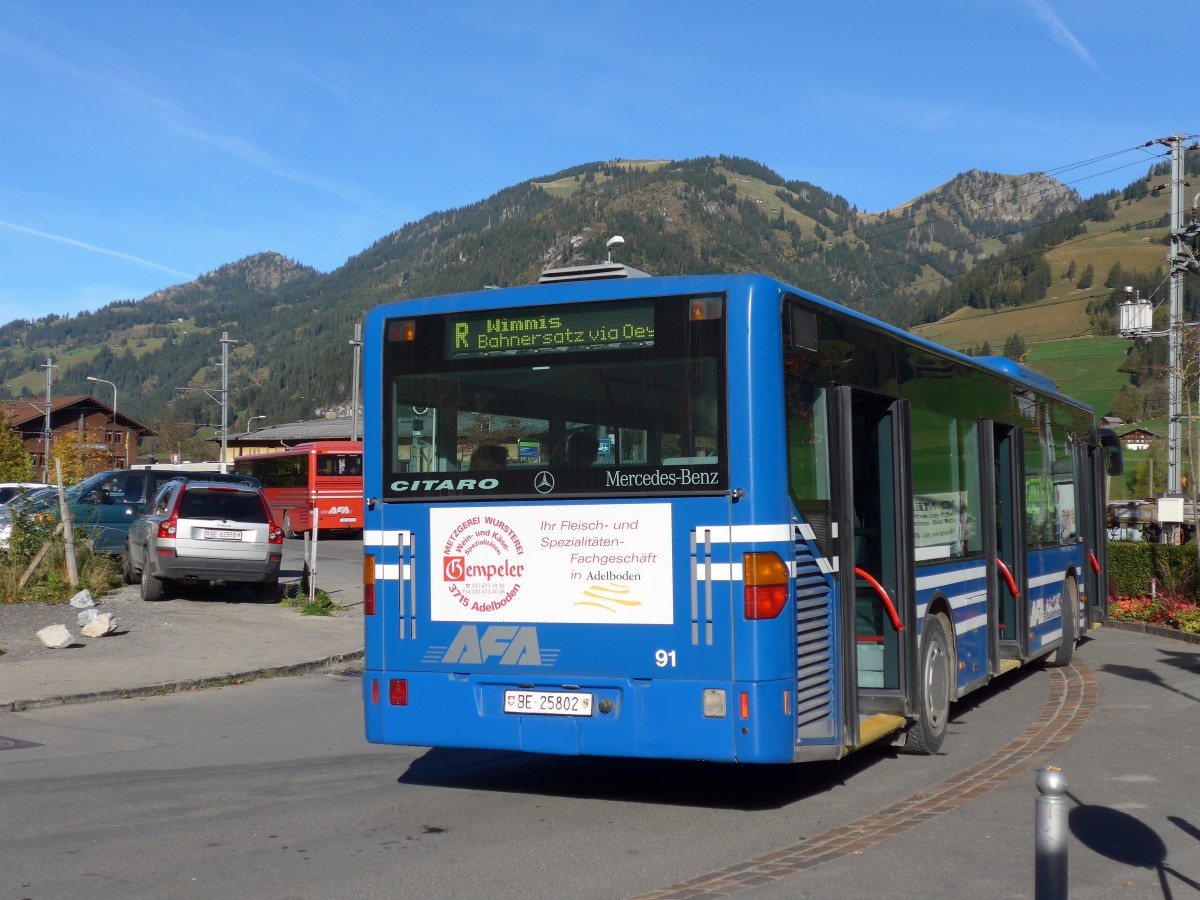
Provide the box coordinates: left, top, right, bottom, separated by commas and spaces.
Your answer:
1050, 578, 1078, 667
903, 612, 953, 755
282, 511, 298, 539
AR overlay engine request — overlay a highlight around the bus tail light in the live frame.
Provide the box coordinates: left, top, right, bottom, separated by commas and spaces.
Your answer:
363, 553, 376, 616
743, 552, 789, 619
740, 692, 750, 719
389, 679, 408, 706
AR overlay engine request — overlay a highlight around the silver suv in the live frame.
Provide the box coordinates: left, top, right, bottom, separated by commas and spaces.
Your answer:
124, 480, 283, 602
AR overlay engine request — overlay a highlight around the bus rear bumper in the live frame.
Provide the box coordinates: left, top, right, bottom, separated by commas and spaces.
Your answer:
362, 670, 798, 764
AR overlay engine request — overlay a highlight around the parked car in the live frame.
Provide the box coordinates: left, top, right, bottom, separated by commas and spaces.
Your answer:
0, 487, 61, 550
60, 468, 261, 554
0, 482, 50, 505
124, 479, 283, 602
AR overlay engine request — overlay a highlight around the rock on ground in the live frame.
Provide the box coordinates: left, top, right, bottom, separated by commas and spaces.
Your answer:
81, 613, 119, 638
36, 624, 73, 648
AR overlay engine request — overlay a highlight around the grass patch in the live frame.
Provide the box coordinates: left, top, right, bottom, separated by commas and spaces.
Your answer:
1024, 335, 1132, 414
280, 584, 347, 616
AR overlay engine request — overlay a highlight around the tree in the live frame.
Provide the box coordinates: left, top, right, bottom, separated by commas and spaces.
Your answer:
50, 431, 108, 485
147, 417, 214, 464
1110, 385, 1144, 423
1077, 264, 1094, 289
0, 410, 34, 481
1003, 334, 1027, 362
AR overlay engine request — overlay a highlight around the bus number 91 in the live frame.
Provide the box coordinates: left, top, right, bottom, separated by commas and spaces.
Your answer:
655, 649, 677, 668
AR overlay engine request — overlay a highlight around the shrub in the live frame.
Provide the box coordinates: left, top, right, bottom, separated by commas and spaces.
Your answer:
1107, 542, 1199, 598
0, 511, 120, 604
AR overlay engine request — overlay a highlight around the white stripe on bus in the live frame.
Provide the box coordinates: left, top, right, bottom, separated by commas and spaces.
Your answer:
374, 564, 412, 580
915, 565, 987, 592
694, 524, 793, 543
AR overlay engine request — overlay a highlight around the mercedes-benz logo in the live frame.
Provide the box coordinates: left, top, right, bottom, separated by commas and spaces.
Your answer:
534, 471, 556, 494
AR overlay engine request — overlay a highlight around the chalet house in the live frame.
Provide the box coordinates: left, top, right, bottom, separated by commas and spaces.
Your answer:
3, 395, 157, 481
1119, 428, 1159, 452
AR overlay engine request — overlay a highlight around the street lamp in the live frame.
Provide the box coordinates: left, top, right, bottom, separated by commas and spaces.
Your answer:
245, 415, 266, 434
86, 375, 119, 467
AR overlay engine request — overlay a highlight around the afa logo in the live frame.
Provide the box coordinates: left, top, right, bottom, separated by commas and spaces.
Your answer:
444, 556, 465, 581
440, 625, 542, 666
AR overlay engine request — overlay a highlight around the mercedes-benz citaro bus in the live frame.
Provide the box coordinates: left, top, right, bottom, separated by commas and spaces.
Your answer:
361, 262, 1121, 764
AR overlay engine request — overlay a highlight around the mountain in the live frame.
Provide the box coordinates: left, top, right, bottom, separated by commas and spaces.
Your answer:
0, 154, 1188, 443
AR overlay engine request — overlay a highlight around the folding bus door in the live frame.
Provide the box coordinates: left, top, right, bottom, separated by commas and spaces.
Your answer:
1079, 440, 1108, 627
982, 422, 1027, 675
830, 386, 913, 748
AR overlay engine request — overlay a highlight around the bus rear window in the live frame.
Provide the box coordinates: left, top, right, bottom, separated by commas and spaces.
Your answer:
381, 294, 727, 500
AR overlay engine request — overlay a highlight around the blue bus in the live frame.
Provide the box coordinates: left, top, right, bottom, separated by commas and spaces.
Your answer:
361, 265, 1121, 763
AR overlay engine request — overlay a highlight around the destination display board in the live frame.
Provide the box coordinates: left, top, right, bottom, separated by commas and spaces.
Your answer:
446, 300, 655, 359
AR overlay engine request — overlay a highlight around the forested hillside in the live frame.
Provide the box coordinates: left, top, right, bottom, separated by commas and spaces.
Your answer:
1, 153, 1194, 447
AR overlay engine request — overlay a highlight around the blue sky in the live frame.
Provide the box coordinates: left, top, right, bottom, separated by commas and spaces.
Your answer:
0, 0, 1191, 326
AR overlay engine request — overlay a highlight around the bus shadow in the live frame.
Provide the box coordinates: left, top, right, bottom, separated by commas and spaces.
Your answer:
397, 659, 1047, 811
399, 746, 889, 811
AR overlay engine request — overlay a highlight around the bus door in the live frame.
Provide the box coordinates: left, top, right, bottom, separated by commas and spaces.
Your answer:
1079, 437, 1112, 627
831, 386, 913, 747
981, 422, 1027, 672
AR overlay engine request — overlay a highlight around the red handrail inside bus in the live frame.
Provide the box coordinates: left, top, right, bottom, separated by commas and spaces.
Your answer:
1089, 551, 1101, 574
996, 559, 1020, 597
853, 567, 903, 632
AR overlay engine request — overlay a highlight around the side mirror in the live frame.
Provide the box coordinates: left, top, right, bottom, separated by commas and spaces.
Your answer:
1098, 429, 1124, 477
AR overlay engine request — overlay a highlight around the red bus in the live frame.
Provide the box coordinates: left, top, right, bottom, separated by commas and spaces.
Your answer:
233, 440, 363, 536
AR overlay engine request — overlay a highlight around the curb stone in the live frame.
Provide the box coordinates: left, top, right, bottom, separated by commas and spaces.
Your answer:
1102, 618, 1200, 645
1, 649, 363, 713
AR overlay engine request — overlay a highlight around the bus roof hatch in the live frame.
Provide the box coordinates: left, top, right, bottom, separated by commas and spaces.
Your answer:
537, 262, 652, 285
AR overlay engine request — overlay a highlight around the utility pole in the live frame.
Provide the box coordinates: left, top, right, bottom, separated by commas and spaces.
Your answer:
218, 332, 238, 472
41, 357, 57, 482
1160, 135, 1200, 541
1120, 135, 1200, 542
1164, 134, 1187, 500
175, 331, 238, 472
350, 322, 363, 442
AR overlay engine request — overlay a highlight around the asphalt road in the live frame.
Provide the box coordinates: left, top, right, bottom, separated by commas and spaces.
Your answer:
282, 531, 363, 601
0, 659, 1050, 900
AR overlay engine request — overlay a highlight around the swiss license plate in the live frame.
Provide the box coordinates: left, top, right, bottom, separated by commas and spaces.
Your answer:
504, 690, 594, 717
203, 529, 242, 541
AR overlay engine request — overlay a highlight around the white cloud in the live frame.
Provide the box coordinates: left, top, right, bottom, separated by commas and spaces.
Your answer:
0, 219, 192, 278
1019, 0, 1100, 71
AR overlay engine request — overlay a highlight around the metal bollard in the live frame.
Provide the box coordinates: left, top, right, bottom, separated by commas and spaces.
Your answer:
1035, 766, 1069, 900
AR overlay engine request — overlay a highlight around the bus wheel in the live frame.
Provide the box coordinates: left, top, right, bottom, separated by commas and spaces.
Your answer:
903, 612, 953, 755
282, 511, 298, 539
1050, 578, 1078, 667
